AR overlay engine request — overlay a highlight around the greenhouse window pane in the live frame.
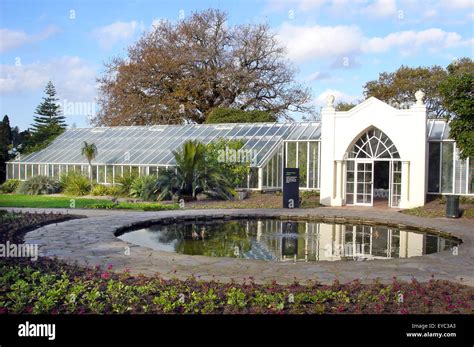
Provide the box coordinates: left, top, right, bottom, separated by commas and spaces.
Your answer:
92, 166, 98, 181
32, 164, 38, 177
98, 166, 105, 183
60, 165, 67, 176
262, 160, 268, 187
298, 142, 308, 188
20, 164, 24, 180
122, 166, 131, 176
429, 121, 445, 140
249, 167, 259, 188
454, 148, 467, 194
287, 127, 304, 140
272, 153, 279, 187
299, 124, 320, 140
7, 163, 13, 179
286, 142, 297, 168
149, 166, 158, 176
106, 165, 113, 183
309, 142, 319, 188
428, 142, 441, 193
53, 165, 59, 178
441, 143, 453, 193
469, 158, 474, 194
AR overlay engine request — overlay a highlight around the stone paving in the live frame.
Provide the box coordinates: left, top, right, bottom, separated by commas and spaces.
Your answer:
15, 207, 474, 285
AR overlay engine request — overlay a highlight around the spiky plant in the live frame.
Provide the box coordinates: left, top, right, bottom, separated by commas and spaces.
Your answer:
155, 140, 235, 201
81, 141, 97, 185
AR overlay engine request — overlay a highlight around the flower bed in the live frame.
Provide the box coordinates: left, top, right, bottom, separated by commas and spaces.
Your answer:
1, 262, 473, 314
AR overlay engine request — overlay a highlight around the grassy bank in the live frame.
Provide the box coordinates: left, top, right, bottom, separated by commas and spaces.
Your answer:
0, 194, 179, 211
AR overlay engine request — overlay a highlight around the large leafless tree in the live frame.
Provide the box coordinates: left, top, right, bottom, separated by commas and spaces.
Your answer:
94, 9, 312, 126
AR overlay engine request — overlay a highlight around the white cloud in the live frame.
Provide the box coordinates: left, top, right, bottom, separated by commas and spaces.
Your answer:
306, 71, 330, 81
295, 0, 327, 10
314, 89, 359, 107
362, 0, 397, 18
277, 23, 363, 62
442, 0, 473, 9
364, 28, 466, 54
0, 56, 97, 102
278, 22, 470, 62
423, 9, 437, 19
264, 0, 327, 12
94, 21, 138, 49
0, 26, 59, 53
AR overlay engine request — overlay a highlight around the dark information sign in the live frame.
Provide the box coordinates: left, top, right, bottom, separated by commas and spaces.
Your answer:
283, 168, 299, 208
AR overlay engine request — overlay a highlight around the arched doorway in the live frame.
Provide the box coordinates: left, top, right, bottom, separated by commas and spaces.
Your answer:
345, 127, 402, 207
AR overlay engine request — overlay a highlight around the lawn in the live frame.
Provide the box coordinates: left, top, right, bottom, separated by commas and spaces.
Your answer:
186, 191, 321, 209
0, 192, 319, 210
402, 197, 474, 219
0, 194, 178, 211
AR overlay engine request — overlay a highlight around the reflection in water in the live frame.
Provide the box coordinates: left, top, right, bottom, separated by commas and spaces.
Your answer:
117, 219, 459, 262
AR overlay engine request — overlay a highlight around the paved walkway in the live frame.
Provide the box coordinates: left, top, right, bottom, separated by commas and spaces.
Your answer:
17, 207, 474, 285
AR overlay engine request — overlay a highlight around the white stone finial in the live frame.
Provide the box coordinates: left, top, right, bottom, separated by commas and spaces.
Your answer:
326, 94, 335, 108
415, 90, 425, 105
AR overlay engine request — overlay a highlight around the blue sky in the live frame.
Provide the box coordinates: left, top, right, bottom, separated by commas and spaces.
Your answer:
1, 0, 473, 129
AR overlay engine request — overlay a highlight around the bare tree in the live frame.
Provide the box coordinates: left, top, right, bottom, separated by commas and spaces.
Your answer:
94, 9, 312, 126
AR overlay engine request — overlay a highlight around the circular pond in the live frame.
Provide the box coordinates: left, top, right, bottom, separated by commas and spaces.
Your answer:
117, 219, 460, 262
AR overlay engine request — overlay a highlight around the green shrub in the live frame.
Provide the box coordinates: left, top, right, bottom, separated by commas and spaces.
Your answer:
107, 185, 122, 197
205, 107, 276, 124
460, 196, 474, 204
89, 201, 116, 209
301, 190, 320, 199
89, 201, 179, 211
60, 172, 91, 196
141, 203, 179, 211
16, 176, 60, 195
0, 179, 21, 193
91, 184, 110, 196
115, 173, 138, 196
130, 176, 157, 201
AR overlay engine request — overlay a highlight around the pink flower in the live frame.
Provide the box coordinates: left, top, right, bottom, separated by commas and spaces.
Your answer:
107, 264, 113, 270
101, 272, 110, 279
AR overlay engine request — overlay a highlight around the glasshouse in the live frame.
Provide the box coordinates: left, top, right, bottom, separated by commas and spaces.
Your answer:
6, 92, 474, 208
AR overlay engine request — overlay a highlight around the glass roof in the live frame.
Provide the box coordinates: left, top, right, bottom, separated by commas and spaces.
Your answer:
14, 122, 321, 167
427, 119, 451, 140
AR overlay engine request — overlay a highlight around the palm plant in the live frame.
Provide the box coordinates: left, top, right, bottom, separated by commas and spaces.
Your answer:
81, 141, 97, 184
155, 140, 235, 201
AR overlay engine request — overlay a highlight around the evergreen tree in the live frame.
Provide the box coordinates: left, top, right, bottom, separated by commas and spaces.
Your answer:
0, 115, 13, 182
26, 81, 67, 152
439, 58, 474, 159
31, 81, 66, 131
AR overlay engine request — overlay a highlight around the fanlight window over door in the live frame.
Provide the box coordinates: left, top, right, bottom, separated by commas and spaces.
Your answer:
348, 128, 400, 159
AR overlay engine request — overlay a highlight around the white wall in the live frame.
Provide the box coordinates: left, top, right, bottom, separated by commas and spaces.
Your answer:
320, 96, 427, 208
